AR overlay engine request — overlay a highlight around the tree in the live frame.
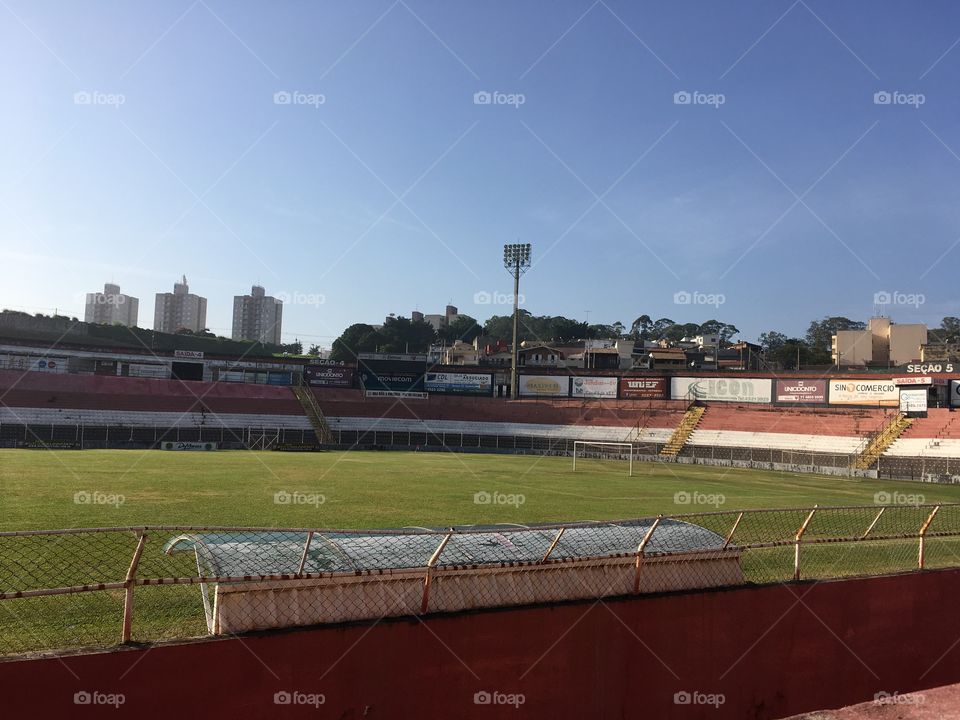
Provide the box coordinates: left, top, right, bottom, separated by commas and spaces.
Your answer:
279, 340, 303, 355
650, 318, 676, 340
758, 331, 788, 352
330, 323, 381, 362
377, 316, 436, 353
307, 344, 321, 356
931, 317, 960, 344
806, 317, 865, 351
438, 315, 482, 345
630, 315, 653, 340
769, 338, 831, 369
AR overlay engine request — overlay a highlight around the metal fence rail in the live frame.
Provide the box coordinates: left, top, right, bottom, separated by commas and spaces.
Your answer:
3, 504, 960, 657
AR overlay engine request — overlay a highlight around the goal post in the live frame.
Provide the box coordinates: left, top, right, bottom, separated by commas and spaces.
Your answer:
572, 441, 635, 476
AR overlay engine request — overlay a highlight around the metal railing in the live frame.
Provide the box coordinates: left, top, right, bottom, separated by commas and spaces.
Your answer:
3, 504, 960, 656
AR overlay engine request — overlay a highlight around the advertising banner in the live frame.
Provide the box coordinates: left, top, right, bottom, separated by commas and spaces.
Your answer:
893, 376, 933, 386
899, 389, 928, 413
619, 377, 668, 399
571, 376, 618, 399
358, 356, 426, 393
775, 379, 827, 404
174, 350, 204, 359
828, 379, 900, 407
519, 375, 570, 397
951, 380, 960, 407
671, 377, 772, 403
425, 372, 493, 396
304, 365, 354, 388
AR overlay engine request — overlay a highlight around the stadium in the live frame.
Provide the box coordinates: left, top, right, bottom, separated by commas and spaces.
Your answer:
4, 337, 960, 718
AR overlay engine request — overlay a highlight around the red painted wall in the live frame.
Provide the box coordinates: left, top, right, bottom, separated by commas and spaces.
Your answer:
4, 570, 960, 719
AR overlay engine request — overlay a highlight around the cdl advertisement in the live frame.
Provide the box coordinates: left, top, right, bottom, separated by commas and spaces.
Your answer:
519, 375, 570, 397
304, 365, 354, 388
775, 379, 827, 404
425, 372, 493, 396
829, 380, 899, 407
571, 376, 618, 398
671, 377, 772, 403
620, 377, 667, 399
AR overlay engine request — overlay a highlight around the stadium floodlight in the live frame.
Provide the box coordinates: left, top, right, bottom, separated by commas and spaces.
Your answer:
503, 243, 532, 399
572, 441, 635, 476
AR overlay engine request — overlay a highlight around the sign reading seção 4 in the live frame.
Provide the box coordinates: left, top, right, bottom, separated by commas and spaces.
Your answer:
671, 377, 772, 403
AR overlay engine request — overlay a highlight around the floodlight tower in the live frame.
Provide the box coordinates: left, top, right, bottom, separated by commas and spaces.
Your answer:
503, 243, 532, 399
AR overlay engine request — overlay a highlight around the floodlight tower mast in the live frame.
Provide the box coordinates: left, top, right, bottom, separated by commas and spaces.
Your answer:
503, 243, 532, 399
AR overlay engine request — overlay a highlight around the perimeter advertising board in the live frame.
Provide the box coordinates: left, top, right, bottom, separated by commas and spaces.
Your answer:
425, 372, 493, 396
899, 389, 928, 413
775, 379, 827, 404
304, 365, 354, 388
951, 381, 960, 407
571, 376, 618, 399
619, 377, 668, 399
828, 379, 899, 407
519, 375, 570, 397
357, 353, 426, 393
671, 377, 772, 403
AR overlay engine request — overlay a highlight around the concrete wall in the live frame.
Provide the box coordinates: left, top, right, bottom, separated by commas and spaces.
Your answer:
3, 569, 960, 719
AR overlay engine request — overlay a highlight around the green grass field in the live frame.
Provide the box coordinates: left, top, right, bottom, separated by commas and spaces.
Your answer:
4, 448, 960, 655
2, 448, 960, 531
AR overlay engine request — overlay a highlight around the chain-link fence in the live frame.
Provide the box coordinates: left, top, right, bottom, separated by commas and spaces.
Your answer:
3, 504, 960, 657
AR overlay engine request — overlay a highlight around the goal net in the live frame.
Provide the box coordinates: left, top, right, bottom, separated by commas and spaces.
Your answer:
572, 441, 636, 476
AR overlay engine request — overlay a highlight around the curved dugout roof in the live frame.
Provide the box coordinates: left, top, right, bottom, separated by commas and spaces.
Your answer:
163, 519, 729, 577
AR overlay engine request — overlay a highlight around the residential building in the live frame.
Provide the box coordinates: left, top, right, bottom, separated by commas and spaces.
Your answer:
832, 317, 927, 367
412, 305, 459, 332
232, 285, 282, 345
84, 283, 138, 327
443, 340, 479, 365
153, 276, 207, 334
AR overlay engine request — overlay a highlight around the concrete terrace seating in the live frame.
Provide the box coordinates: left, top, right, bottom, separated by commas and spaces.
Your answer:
0, 370, 303, 415
325, 416, 675, 443
696, 404, 890, 437
686, 428, 863, 454
0, 406, 311, 430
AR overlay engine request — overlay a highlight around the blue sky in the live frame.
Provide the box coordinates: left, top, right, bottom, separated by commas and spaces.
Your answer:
2, 0, 960, 347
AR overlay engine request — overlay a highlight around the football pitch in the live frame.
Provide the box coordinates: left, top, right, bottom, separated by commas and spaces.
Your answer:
2, 448, 959, 531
